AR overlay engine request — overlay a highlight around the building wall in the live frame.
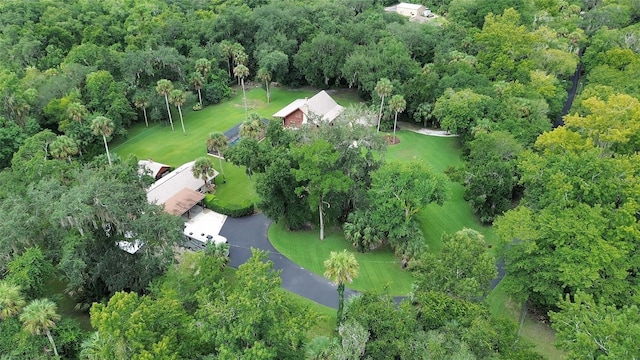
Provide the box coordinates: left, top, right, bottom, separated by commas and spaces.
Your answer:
284, 109, 304, 127
397, 4, 426, 17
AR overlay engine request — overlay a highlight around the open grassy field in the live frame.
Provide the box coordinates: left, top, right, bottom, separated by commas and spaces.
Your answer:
112, 86, 362, 206
386, 131, 498, 253
269, 222, 414, 296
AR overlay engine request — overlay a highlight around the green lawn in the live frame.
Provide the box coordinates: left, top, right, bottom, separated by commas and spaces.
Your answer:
386, 131, 498, 253
269, 223, 414, 296
113, 86, 362, 206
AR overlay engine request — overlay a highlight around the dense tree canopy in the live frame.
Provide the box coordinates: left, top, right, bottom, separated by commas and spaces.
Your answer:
0, 0, 638, 358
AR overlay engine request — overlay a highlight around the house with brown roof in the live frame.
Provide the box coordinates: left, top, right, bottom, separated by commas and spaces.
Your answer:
138, 159, 171, 180
273, 90, 345, 128
122, 161, 222, 254
144, 161, 218, 216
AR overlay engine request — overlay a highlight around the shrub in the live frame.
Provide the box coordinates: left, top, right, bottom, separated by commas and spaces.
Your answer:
204, 194, 254, 217
192, 102, 202, 111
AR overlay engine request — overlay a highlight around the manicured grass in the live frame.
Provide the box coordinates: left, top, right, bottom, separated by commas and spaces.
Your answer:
112, 86, 362, 206
386, 131, 498, 253
486, 283, 565, 359
269, 222, 414, 296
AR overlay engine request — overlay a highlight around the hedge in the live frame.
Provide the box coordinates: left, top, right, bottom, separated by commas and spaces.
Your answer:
204, 194, 255, 217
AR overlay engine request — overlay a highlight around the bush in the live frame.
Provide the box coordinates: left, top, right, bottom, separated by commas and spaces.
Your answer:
204, 194, 254, 217
192, 102, 202, 111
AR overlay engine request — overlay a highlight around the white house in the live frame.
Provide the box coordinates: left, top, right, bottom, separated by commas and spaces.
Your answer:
120, 161, 222, 254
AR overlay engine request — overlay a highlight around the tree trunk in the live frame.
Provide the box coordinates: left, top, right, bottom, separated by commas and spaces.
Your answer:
227, 58, 232, 78
337, 283, 345, 325
197, 88, 203, 105
218, 156, 226, 182
265, 81, 270, 103
393, 112, 398, 140
377, 95, 385, 132
142, 106, 148, 127
241, 78, 248, 119
178, 106, 186, 135
102, 134, 112, 166
319, 195, 325, 240
164, 95, 174, 131
45, 329, 59, 358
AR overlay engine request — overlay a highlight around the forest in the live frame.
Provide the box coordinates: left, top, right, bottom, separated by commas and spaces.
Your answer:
0, 0, 639, 358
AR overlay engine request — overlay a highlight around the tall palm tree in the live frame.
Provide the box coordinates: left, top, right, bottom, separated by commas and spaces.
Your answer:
206, 132, 228, 182
324, 250, 359, 325
257, 68, 272, 103
133, 95, 149, 127
156, 79, 174, 131
389, 94, 406, 142
91, 116, 115, 166
170, 89, 187, 135
195, 58, 211, 78
67, 102, 88, 124
234, 64, 250, 119
192, 156, 216, 191
0, 281, 25, 320
189, 72, 205, 105
219, 40, 234, 78
374, 78, 393, 132
50, 135, 79, 163
20, 298, 61, 358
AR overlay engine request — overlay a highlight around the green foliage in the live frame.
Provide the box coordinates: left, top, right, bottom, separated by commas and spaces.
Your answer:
5, 247, 52, 300
196, 249, 316, 359
462, 131, 523, 223
412, 228, 497, 301
550, 291, 640, 359
204, 194, 255, 217
89, 291, 195, 359
0, 117, 26, 169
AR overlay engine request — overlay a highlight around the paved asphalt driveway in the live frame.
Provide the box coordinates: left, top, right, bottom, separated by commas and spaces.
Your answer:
220, 213, 504, 309
220, 213, 359, 309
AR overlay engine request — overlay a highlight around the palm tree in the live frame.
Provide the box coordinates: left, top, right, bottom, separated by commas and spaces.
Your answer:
189, 72, 205, 105
91, 116, 115, 166
195, 58, 211, 78
257, 68, 272, 103
50, 135, 79, 163
219, 40, 234, 78
156, 79, 174, 131
133, 95, 149, 127
192, 156, 217, 191
206, 132, 228, 182
389, 94, 406, 142
239, 114, 264, 140
374, 78, 393, 132
0, 281, 25, 320
234, 64, 250, 119
20, 299, 61, 358
323, 250, 359, 324
169, 89, 187, 135
67, 102, 88, 124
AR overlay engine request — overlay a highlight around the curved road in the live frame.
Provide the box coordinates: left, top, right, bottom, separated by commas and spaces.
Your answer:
220, 214, 359, 309
220, 213, 500, 309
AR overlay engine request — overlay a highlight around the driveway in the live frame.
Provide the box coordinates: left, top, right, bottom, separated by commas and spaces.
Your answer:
220, 213, 504, 309
220, 214, 358, 308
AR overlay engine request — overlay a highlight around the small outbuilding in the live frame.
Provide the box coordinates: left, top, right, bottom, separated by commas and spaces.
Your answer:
396, 3, 427, 17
